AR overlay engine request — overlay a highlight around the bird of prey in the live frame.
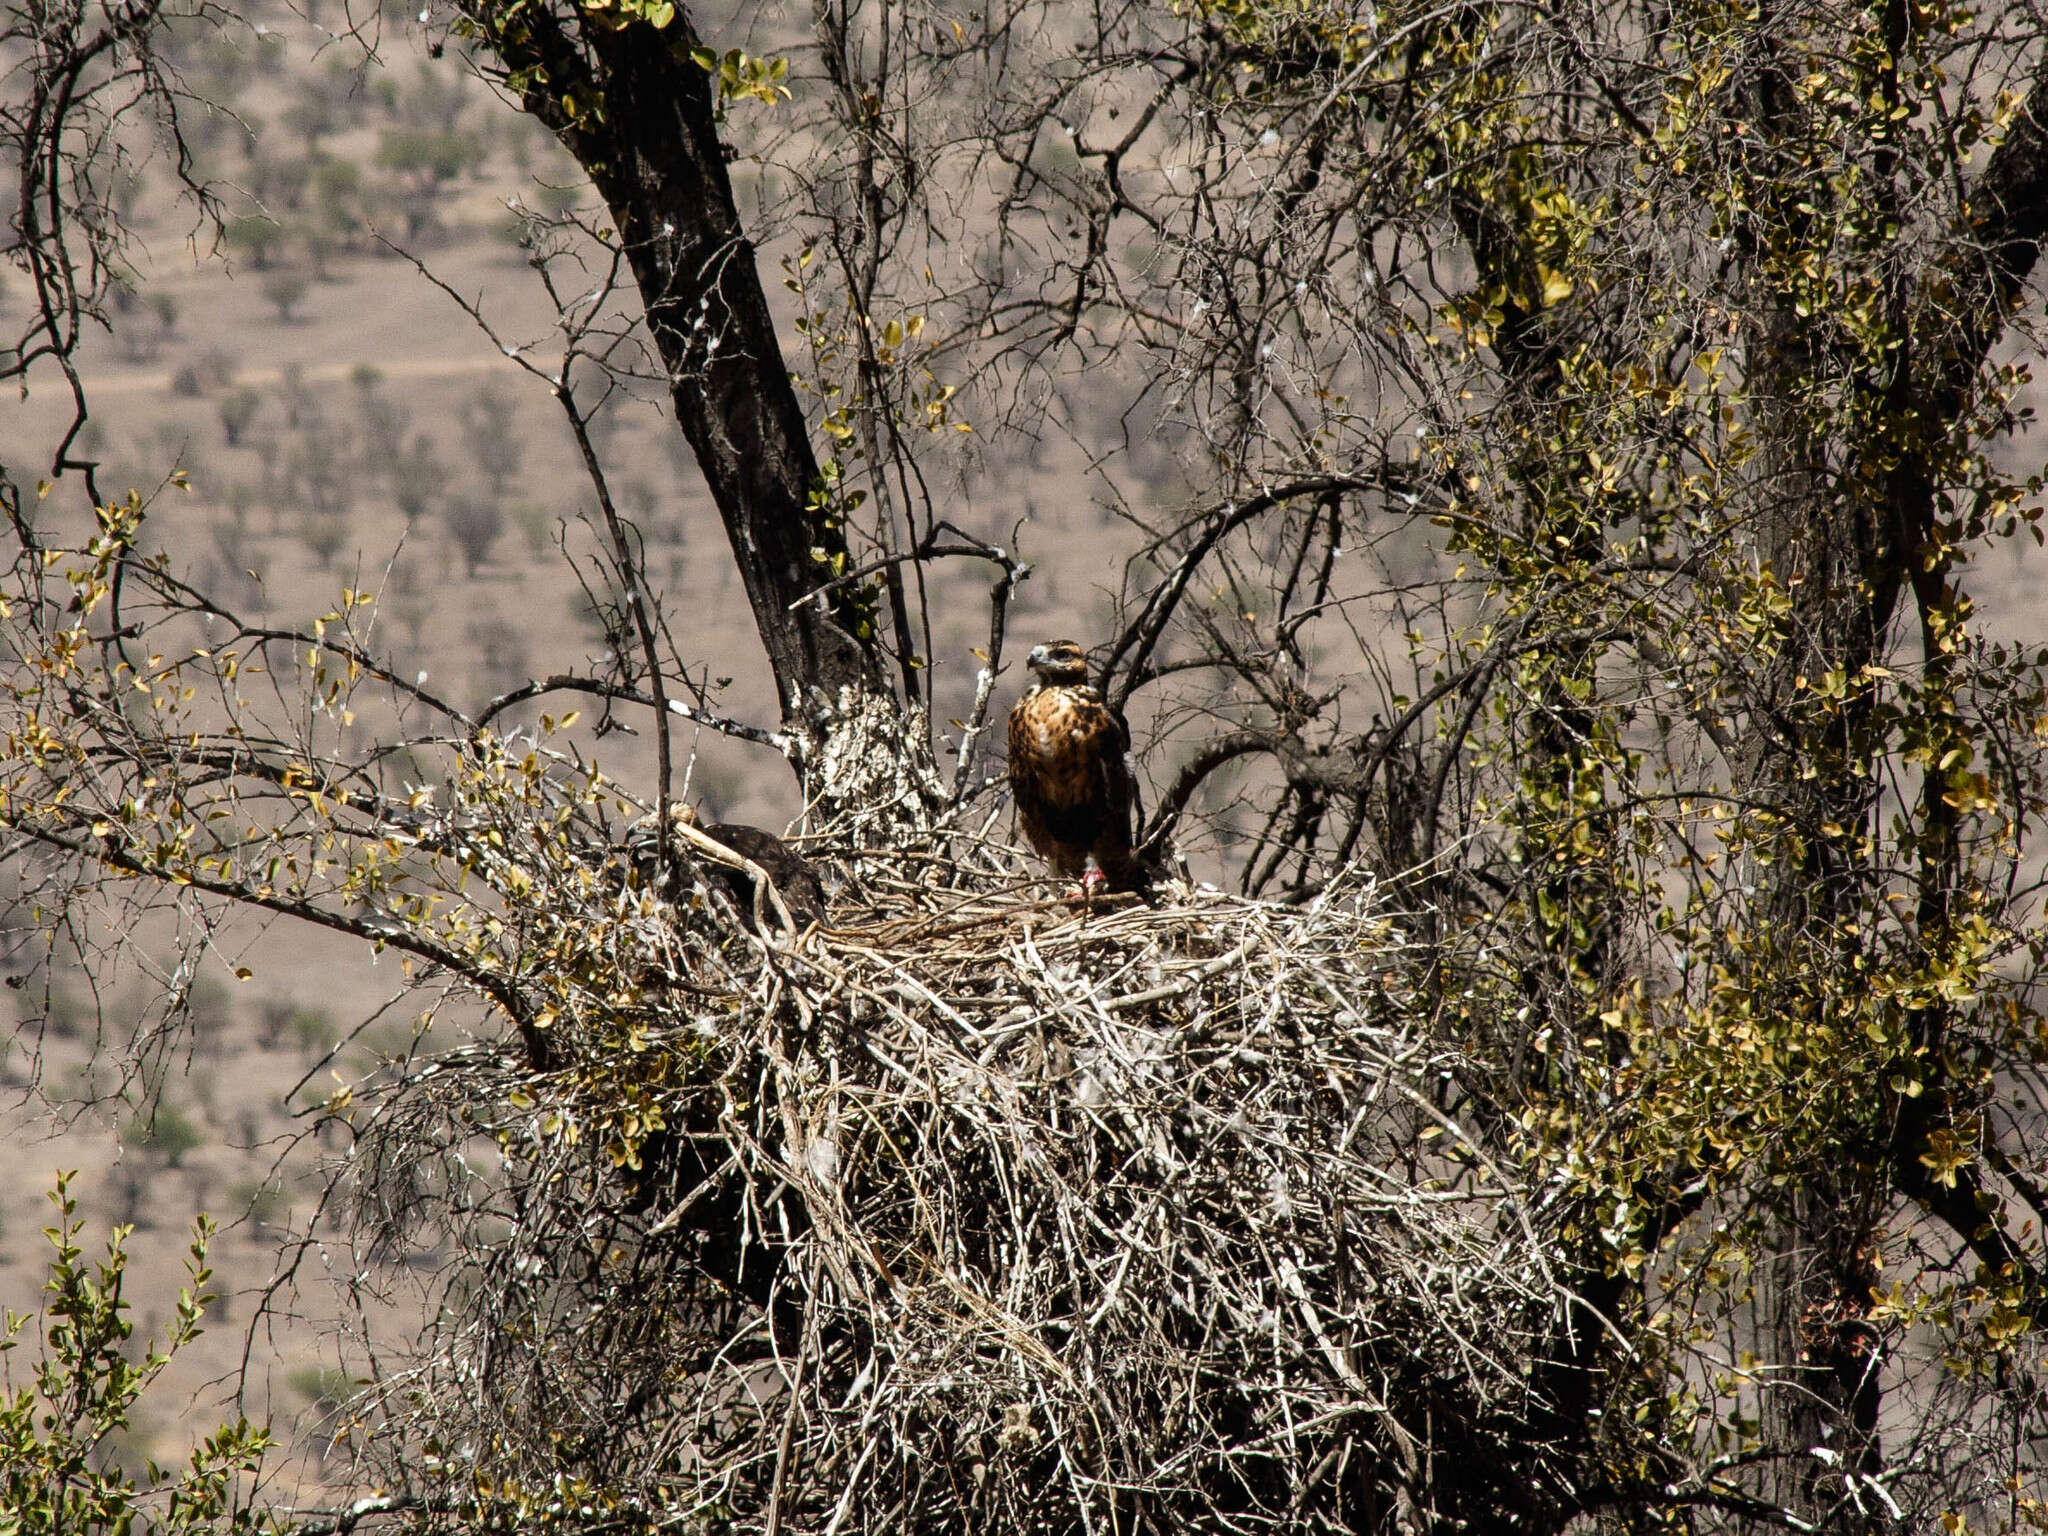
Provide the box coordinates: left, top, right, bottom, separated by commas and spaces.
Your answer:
625, 804, 827, 933
1007, 638, 1146, 894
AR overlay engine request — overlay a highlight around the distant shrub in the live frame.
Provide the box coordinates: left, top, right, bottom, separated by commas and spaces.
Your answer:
460, 382, 524, 496
183, 972, 235, 1060
468, 615, 530, 706
260, 267, 308, 322
287, 1364, 352, 1415
509, 499, 553, 557
278, 361, 314, 428
296, 506, 348, 570
255, 996, 295, 1049
42, 981, 87, 1040
219, 386, 262, 446
225, 480, 261, 526
311, 154, 371, 253
443, 494, 504, 576
175, 347, 237, 397
169, 353, 231, 399
291, 1008, 340, 1059
397, 60, 472, 134
390, 433, 446, 523
229, 1176, 290, 1233
281, 95, 336, 153
287, 414, 354, 567
353, 377, 411, 467
568, 586, 618, 645
378, 129, 479, 240
114, 283, 173, 362
132, 1103, 205, 1167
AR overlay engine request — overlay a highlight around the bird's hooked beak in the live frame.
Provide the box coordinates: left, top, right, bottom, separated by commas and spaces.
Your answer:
1025, 639, 1088, 682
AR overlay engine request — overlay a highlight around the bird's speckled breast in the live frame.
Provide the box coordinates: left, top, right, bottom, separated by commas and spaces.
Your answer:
1014, 684, 1116, 805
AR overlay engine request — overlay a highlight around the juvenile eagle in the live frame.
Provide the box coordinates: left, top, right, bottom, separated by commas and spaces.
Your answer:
1007, 638, 1145, 893
625, 804, 827, 933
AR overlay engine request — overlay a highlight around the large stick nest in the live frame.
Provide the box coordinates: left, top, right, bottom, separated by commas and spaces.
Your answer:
345, 848, 1560, 1534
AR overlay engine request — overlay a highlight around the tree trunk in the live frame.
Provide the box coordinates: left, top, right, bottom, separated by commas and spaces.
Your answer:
1733, 35, 2048, 1529
467, 0, 890, 752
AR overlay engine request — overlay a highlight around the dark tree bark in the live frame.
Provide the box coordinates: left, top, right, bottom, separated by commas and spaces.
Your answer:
1731, 41, 2048, 1531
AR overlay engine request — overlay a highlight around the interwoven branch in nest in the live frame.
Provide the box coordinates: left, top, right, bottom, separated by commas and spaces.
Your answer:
344, 855, 1560, 1533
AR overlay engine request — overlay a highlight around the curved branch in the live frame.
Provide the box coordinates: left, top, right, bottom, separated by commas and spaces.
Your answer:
1938, 55, 2048, 415
1891, 1091, 2045, 1323
147, 569, 474, 724
1102, 474, 1397, 713
1141, 730, 1280, 851
4, 817, 548, 1068
473, 671, 788, 752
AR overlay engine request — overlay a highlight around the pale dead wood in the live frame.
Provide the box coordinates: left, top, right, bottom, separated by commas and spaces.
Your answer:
328, 827, 1559, 1532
